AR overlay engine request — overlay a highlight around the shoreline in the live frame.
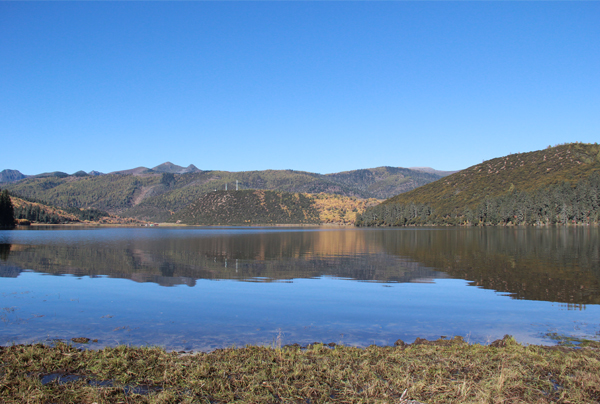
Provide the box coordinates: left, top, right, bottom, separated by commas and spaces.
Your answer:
2, 336, 599, 403
17, 222, 349, 228
5, 331, 600, 354
14, 220, 600, 229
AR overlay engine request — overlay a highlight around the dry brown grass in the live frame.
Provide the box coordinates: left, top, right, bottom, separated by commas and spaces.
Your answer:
1, 336, 599, 403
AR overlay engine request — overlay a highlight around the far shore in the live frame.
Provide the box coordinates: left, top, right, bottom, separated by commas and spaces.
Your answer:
14, 221, 599, 230
17, 222, 351, 228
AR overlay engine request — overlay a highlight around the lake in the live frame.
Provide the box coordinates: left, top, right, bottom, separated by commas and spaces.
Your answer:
1, 226, 599, 351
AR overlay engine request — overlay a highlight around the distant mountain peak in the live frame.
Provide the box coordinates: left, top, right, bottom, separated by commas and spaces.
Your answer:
152, 162, 201, 174
0, 169, 28, 184
152, 162, 182, 172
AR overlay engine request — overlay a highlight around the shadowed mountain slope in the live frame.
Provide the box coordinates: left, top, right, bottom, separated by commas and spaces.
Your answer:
324, 167, 449, 199
0, 169, 27, 184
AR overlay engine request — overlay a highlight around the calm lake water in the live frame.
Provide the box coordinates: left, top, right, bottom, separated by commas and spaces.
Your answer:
1, 226, 599, 351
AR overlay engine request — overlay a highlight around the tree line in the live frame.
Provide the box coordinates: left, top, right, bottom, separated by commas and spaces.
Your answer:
0, 189, 110, 226
14, 204, 71, 224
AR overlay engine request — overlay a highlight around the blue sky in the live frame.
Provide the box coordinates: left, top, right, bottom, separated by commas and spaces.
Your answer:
1, 2, 598, 175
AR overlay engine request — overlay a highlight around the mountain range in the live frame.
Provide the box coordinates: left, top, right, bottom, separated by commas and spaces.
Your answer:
0, 162, 204, 182
4, 143, 600, 227
0, 162, 453, 183
1, 164, 453, 222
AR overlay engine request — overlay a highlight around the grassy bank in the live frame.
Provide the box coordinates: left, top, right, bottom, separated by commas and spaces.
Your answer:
1, 336, 599, 403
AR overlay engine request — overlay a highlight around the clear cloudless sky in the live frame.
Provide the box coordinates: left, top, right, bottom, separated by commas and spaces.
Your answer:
1, 2, 599, 175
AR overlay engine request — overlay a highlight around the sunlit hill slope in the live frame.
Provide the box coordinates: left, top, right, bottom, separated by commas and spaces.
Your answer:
358, 143, 600, 226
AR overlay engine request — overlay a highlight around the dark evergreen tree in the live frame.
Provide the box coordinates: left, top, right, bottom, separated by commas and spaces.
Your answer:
0, 189, 16, 229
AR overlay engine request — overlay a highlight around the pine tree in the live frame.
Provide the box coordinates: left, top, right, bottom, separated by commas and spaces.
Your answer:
0, 189, 16, 229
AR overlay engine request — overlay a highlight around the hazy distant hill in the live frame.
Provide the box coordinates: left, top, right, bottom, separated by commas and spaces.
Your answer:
33, 171, 70, 179
358, 143, 600, 226
109, 166, 153, 176
4, 164, 445, 222
0, 169, 107, 184
324, 166, 449, 199
409, 167, 457, 177
0, 169, 27, 184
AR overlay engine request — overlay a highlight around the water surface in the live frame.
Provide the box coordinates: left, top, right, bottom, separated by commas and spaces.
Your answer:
1, 226, 599, 350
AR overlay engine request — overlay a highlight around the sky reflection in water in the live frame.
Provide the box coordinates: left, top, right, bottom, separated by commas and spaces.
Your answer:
1, 227, 599, 350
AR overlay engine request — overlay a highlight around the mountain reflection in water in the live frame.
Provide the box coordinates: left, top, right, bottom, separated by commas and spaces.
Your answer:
1, 226, 600, 349
1, 227, 599, 305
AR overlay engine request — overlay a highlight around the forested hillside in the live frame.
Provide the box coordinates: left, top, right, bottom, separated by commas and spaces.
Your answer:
4, 166, 442, 222
5, 175, 158, 213
357, 143, 600, 226
9, 195, 107, 224
4, 193, 141, 225
170, 191, 381, 226
166, 190, 380, 225
170, 190, 320, 225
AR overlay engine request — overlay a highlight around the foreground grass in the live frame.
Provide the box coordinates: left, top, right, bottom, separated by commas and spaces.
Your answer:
1, 336, 599, 403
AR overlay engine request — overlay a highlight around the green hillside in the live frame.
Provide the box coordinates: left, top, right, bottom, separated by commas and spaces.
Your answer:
357, 143, 600, 226
4, 166, 442, 222
169, 190, 320, 225
5, 174, 159, 213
